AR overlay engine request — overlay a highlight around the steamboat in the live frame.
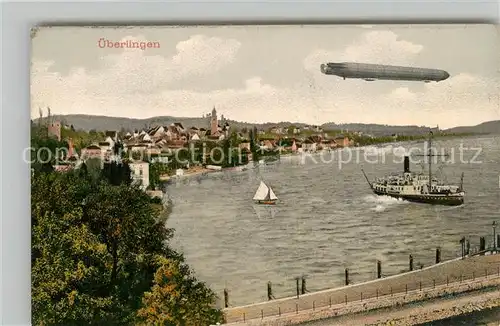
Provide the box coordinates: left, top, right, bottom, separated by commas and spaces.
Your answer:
361, 132, 465, 206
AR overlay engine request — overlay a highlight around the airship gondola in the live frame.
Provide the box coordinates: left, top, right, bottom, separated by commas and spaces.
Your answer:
320, 62, 450, 82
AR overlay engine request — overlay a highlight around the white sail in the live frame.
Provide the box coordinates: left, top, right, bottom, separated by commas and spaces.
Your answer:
253, 181, 269, 200
268, 187, 278, 200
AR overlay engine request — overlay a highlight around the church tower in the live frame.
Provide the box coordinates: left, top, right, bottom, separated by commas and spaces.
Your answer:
210, 106, 218, 136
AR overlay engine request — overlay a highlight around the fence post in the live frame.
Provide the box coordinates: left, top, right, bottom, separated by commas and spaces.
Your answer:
295, 277, 300, 298
466, 240, 470, 255
345, 294, 347, 304
360, 292, 363, 301
460, 237, 465, 258
267, 281, 273, 301
301, 276, 307, 294
329, 297, 332, 307
278, 307, 281, 316
224, 288, 229, 308
345, 268, 350, 286
433, 279, 435, 288
243, 313, 246, 322
376, 289, 378, 298
295, 303, 298, 314
435, 248, 441, 264
409, 254, 414, 271
390, 286, 393, 296
377, 260, 382, 279
485, 268, 488, 278
419, 281, 422, 291
447, 276, 449, 285
261, 309, 264, 319
313, 301, 315, 311
405, 284, 408, 294
480, 237, 486, 255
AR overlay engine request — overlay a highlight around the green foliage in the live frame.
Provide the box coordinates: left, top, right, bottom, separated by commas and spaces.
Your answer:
149, 162, 170, 189
30, 125, 69, 170
84, 158, 103, 181
101, 161, 132, 186
31, 169, 222, 325
60, 128, 105, 151
136, 256, 224, 325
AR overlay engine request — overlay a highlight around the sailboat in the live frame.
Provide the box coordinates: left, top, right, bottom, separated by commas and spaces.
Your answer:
253, 181, 278, 205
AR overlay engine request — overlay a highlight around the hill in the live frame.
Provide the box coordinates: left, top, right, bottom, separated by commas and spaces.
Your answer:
32, 114, 500, 137
443, 120, 500, 135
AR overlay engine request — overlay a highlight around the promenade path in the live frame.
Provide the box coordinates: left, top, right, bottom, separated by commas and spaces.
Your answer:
301, 282, 500, 325
223, 253, 500, 324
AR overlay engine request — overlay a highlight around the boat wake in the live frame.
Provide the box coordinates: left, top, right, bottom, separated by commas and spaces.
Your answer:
362, 194, 408, 212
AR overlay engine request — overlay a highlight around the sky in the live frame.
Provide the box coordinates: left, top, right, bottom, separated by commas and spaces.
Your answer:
31, 25, 499, 129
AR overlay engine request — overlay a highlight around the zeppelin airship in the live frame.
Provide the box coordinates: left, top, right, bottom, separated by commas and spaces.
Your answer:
320, 62, 450, 82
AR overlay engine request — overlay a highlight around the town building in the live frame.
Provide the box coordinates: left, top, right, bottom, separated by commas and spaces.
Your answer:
129, 161, 150, 190
47, 120, 61, 141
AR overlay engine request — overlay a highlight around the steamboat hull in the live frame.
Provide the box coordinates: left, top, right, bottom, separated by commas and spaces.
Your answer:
372, 189, 464, 206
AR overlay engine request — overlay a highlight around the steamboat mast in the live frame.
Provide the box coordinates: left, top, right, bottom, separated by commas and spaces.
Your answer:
428, 131, 432, 190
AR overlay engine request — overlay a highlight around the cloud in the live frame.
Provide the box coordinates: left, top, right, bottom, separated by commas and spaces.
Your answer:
171, 35, 241, 77
31, 31, 499, 129
304, 30, 424, 73
33, 34, 241, 100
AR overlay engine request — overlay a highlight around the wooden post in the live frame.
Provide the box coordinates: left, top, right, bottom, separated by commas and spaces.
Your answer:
460, 237, 465, 258
301, 276, 307, 294
435, 248, 441, 264
409, 254, 414, 271
224, 288, 229, 308
267, 281, 273, 301
345, 268, 349, 286
466, 240, 470, 255
295, 303, 298, 314
261, 310, 264, 319
497, 234, 500, 250
377, 260, 382, 279
295, 277, 300, 298
480, 237, 486, 255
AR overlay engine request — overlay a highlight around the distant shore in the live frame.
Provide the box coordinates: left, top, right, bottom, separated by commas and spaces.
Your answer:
161, 133, 485, 182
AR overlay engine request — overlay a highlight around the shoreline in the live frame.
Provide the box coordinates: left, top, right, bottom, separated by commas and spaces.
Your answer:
162, 134, 483, 182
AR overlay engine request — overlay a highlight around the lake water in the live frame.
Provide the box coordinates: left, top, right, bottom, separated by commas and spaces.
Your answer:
166, 135, 500, 306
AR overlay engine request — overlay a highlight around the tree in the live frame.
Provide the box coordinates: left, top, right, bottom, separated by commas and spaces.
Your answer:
31, 169, 222, 325
31, 208, 118, 324
149, 162, 170, 190
101, 161, 131, 186
136, 256, 223, 325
